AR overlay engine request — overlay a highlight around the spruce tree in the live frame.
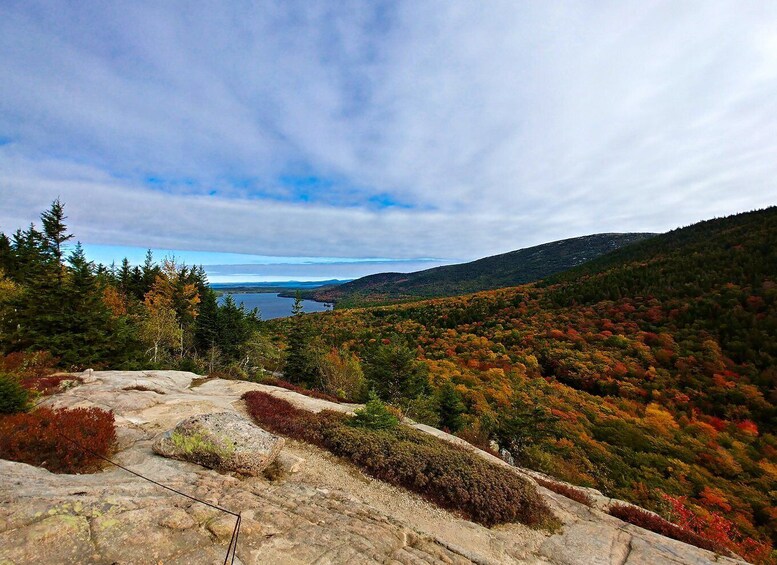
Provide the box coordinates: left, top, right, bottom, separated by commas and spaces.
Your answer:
364, 341, 428, 407
437, 381, 466, 432
215, 294, 253, 361
40, 198, 73, 267
285, 292, 316, 385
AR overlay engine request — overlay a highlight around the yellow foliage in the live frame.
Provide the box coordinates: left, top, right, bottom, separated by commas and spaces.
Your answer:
644, 402, 679, 436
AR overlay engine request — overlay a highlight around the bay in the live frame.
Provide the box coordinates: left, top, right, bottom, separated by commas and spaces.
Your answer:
218, 292, 332, 320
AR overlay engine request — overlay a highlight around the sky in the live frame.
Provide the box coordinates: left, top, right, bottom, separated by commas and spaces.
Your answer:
1, 1, 776, 282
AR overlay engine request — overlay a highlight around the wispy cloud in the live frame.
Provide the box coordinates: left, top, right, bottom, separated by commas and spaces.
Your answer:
1, 1, 776, 273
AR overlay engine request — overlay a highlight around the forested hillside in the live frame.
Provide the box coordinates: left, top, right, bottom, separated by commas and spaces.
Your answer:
2, 202, 775, 562
299, 233, 654, 306
269, 206, 777, 562
0, 200, 277, 374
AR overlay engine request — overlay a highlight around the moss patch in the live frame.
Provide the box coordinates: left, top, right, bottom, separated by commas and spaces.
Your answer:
170, 429, 234, 460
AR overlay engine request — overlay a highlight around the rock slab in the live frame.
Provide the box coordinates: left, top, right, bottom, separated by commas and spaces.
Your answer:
153, 411, 284, 475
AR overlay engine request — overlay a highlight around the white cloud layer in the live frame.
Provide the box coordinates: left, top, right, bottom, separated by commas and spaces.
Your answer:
1, 1, 776, 265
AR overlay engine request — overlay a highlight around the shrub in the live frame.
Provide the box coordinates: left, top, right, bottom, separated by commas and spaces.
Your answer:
261, 377, 345, 403
0, 351, 58, 377
20, 374, 80, 396
0, 373, 30, 413
242, 391, 556, 528
242, 389, 337, 447
315, 348, 368, 402
608, 503, 724, 555
0, 407, 116, 473
350, 393, 399, 430
534, 477, 594, 506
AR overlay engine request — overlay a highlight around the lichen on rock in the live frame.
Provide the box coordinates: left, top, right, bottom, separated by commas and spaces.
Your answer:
153, 411, 284, 476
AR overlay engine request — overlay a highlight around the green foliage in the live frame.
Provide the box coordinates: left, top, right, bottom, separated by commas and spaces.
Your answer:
170, 430, 234, 459
363, 341, 428, 407
0, 200, 265, 374
350, 392, 399, 430
0, 373, 29, 413
284, 293, 318, 386
437, 381, 465, 432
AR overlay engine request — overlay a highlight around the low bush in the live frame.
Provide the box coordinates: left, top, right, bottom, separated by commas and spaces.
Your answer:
0, 406, 116, 473
0, 351, 58, 377
608, 503, 724, 555
260, 377, 345, 403
20, 374, 80, 396
0, 373, 30, 413
242, 391, 556, 528
534, 477, 594, 506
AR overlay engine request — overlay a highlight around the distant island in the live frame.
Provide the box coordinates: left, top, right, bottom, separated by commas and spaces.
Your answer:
211, 279, 350, 296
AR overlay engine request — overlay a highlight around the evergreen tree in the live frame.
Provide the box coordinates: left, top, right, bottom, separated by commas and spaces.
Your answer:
8, 241, 114, 366
0, 232, 12, 275
215, 294, 253, 361
10, 225, 47, 283
363, 341, 428, 407
285, 292, 316, 385
118, 258, 132, 293
194, 287, 219, 353
437, 381, 466, 432
141, 249, 159, 295
40, 198, 73, 267
62, 243, 114, 365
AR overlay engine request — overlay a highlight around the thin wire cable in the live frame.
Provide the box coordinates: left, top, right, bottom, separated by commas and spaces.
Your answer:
54, 427, 242, 563
25, 378, 241, 561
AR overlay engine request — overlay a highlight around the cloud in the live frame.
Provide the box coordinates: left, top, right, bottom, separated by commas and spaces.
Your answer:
1, 1, 776, 269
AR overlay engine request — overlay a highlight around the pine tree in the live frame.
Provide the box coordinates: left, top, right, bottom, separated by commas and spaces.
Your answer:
141, 249, 159, 295
195, 287, 219, 354
285, 292, 316, 385
364, 341, 429, 407
40, 198, 73, 267
215, 294, 253, 361
118, 258, 132, 293
0, 232, 12, 275
437, 381, 466, 432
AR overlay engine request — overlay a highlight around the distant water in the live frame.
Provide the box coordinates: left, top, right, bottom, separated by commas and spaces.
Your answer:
218, 293, 332, 320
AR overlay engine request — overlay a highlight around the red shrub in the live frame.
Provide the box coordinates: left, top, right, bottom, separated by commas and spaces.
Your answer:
0, 351, 58, 377
608, 503, 724, 555
242, 390, 336, 447
261, 378, 345, 403
662, 494, 773, 564
0, 407, 116, 473
20, 374, 81, 396
242, 391, 556, 529
535, 477, 594, 506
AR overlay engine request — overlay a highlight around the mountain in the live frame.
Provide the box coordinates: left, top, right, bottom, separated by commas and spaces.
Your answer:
301, 232, 655, 306
277, 206, 777, 558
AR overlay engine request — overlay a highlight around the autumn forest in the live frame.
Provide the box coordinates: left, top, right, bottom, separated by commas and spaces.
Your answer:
1, 202, 776, 562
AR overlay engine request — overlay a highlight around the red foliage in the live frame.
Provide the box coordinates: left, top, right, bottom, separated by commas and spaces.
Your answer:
0, 351, 58, 377
20, 374, 81, 396
242, 391, 556, 528
535, 477, 593, 506
261, 378, 345, 403
0, 407, 116, 473
662, 494, 773, 564
735, 420, 759, 436
608, 504, 724, 554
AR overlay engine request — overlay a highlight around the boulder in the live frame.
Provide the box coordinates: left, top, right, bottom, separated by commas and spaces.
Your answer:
153, 412, 284, 475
